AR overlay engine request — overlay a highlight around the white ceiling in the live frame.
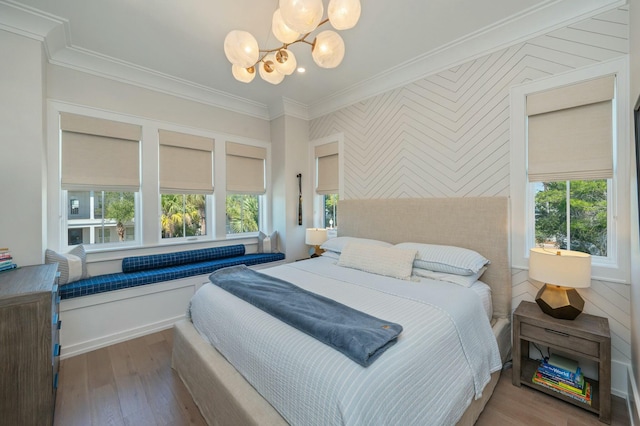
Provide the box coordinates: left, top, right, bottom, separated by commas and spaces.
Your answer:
0, 0, 625, 118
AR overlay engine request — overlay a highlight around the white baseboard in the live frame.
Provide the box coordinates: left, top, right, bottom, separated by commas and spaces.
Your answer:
59, 275, 207, 359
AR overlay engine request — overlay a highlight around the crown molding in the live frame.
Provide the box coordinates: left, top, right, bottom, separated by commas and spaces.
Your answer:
1, 0, 626, 122
307, 0, 627, 119
0, 1, 272, 121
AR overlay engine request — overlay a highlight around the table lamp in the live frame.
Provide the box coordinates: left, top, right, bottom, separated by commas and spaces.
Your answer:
529, 248, 591, 320
305, 228, 328, 257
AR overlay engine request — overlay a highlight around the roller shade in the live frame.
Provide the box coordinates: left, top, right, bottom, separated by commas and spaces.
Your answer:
527, 75, 614, 182
226, 141, 266, 194
159, 130, 214, 194
315, 142, 338, 195
60, 113, 141, 191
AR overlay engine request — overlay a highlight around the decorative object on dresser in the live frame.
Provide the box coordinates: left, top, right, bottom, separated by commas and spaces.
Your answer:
305, 227, 328, 257
512, 300, 611, 424
0, 264, 61, 426
529, 247, 591, 320
0, 247, 17, 272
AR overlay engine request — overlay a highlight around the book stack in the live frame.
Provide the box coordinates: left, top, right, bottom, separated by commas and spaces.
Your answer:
532, 353, 592, 405
0, 248, 17, 272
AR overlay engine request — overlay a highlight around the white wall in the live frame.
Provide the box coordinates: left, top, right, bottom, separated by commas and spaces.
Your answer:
628, 0, 640, 421
0, 30, 46, 266
271, 115, 310, 261
310, 5, 633, 397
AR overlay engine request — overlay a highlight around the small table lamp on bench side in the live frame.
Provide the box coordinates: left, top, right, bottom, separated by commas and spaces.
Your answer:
306, 228, 328, 258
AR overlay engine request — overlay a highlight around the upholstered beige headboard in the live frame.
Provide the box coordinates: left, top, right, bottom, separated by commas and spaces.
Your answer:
338, 197, 511, 319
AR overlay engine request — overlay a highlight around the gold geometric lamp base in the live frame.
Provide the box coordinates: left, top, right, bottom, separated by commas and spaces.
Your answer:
535, 284, 585, 320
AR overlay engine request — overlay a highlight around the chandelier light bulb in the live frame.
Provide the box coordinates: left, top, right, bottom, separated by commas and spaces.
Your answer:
274, 49, 297, 75
312, 30, 345, 68
279, 0, 324, 34
231, 64, 256, 83
328, 0, 361, 30
223, 30, 259, 68
272, 9, 300, 44
259, 54, 285, 84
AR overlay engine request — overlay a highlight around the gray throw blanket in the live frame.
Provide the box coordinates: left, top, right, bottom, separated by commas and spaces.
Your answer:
209, 265, 403, 367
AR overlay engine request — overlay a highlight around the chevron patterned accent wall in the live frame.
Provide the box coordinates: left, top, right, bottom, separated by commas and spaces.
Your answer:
310, 6, 631, 378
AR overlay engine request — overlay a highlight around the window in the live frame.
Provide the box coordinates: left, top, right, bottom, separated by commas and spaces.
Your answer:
225, 142, 266, 235
533, 180, 608, 256
161, 194, 207, 238
324, 194, 338, 228
226, 194, 260, 234
510, 57, 630, 282
66, 190, 137, 245
158, 130, 213, 240
60, 112, 141, 247
311, 136, 342, 230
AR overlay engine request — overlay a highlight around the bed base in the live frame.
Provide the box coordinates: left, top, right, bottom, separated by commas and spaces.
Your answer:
172, 319, 505, 426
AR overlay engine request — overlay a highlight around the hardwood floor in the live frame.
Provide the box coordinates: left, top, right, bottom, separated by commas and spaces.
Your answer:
54, 330, 631, 426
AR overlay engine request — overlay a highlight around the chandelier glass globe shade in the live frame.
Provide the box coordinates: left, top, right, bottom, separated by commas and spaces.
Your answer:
328, 0, 361, 30
223, 30, 259, 68
274, 49, 297, 75
259, 54, 286, 84
279, 0, 324, 34
231, 64, 256, 83
272, 9, 299, 43
312, 30, 345, 68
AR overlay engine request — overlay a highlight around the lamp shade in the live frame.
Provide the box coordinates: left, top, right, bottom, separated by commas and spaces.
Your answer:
274, 49, 297, 75
312, 30, 345, 68
279, 0, 324, 34
259, 54, 285, 85
305, 228, 328, 246
231, 64, 256, 83
328, 0, 361, 30
272, 8, 300, 43
529, 248, 591, 288
223, 30, 259, 68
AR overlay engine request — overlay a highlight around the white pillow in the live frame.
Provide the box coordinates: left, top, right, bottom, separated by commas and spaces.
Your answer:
321, 236, 392, 254
412, 266, 487, 288
258, 231, 278, 253
395, 242, 489, 276
320, 251, 340, 260
337, 242, 416, 281
44, 245, 90, 285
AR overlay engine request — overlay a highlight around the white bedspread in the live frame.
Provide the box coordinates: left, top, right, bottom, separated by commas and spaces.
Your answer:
189, 256, 502, 425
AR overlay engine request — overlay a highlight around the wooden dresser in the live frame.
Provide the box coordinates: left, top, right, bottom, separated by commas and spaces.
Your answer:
0, 264, 61, 425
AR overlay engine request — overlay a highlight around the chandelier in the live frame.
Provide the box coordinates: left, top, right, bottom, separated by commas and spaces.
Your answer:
223, 0, 361, 84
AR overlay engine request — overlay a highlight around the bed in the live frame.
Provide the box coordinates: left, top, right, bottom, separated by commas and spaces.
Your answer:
172, 197, 512, 425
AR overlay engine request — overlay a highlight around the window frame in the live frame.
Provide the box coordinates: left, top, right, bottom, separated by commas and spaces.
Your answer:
47, 101, 271, 252
310, 134, 344, 229
510, 57, 630, 283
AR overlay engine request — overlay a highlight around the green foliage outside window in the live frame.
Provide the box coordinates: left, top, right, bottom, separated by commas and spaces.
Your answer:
324, 194, 338, 228
226, 194, 259, 234
161, 194, 206, 238
534, 180, 607, 256
104, 192, 135, 242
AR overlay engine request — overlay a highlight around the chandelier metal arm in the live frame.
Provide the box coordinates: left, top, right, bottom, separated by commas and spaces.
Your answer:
254, 18, 330, 65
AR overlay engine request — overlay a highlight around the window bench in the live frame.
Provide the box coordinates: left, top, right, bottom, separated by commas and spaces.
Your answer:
59, 244, 284, 300
58, 244, 284, 358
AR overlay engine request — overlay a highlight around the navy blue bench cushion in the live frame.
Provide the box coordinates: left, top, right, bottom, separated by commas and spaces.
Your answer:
60, 252, 285, 300
122, 244, 245, 273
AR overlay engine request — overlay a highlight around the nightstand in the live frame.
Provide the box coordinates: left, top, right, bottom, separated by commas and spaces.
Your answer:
512, 301, 611, 423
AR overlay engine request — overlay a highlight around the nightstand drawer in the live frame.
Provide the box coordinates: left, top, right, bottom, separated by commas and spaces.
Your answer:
520, 322, 599, 357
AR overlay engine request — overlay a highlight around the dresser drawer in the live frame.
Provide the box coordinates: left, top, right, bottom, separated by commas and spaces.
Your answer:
520, 322, 599, 357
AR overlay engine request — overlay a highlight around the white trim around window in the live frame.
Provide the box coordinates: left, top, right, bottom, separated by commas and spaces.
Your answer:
509, 56, 630, 284
309, 133, 344, 228
47, 100, 271, 252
